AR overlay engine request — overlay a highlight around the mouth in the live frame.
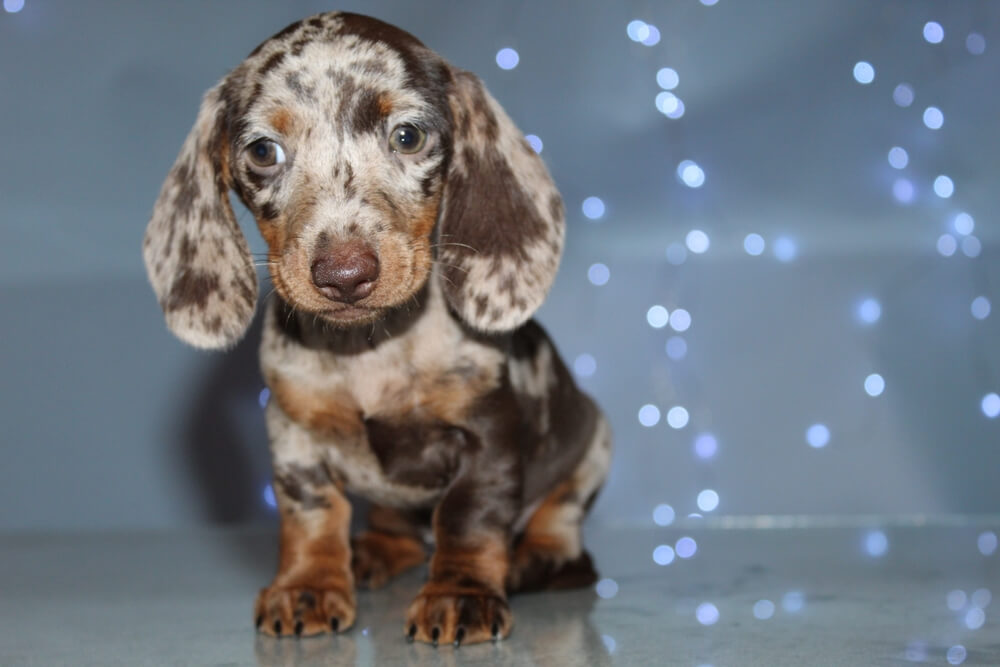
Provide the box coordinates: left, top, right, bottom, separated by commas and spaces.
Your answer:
318, 305, 381, 325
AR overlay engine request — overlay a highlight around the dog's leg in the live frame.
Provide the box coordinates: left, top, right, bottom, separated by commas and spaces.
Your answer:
507, 413, 612, 593
255, 405, 356, 637
352, 505, 428, 589
404, 458, 519, 646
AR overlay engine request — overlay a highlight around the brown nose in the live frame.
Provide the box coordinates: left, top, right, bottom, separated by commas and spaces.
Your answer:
310, 241, 379, 304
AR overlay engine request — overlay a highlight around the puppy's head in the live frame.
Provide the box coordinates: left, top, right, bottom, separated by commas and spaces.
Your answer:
143, 12, 565, 349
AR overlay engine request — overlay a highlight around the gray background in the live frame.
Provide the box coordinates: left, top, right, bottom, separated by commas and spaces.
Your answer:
1, 0, 998, 531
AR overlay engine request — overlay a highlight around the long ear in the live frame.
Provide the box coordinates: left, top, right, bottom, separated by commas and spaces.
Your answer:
438, 69, 565, 333
142, 83, 257, 349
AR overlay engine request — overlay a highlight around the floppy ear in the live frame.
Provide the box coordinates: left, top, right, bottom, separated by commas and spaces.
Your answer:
142, 83, 257, 349
437, 69, 565, 333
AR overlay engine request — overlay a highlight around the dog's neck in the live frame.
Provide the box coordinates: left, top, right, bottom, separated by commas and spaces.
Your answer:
271, 278, 440, 356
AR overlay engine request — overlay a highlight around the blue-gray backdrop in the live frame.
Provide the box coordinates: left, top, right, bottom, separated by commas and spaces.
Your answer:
1, 0, 998, 530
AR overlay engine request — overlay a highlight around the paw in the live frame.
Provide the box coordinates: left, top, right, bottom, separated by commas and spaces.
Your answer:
351, 531, 426, 589
254, 585, 355, 637
404, 584, 512, 646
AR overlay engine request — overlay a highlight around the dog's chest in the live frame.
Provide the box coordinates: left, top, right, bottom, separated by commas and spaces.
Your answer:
262, 302, 505, 505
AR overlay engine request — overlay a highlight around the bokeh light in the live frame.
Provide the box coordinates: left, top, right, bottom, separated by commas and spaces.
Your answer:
965, 607, 985, 630
582, 196, 605, 220
669, 308, 692, 332
923, 21, 944, 44
495, 48, 519, 70
858, 298, 882, 325
596, 578, 619, 599
947, 645, 967, 665
525, 134, 543, 153
573, 353, 597, 377
893, 83, 915, 107
602, 635, 616, 654
258, 387, 270, 409
961, 236, 981, 258
978, 531, 998, 556
864, 529, 888, 557
807, 424, 830, 448
666, 406, 690, 429
892, 178, 915, 204
686, 230, 710, 254
696, 602, 720, 625
263, 483, 277, 509
588, 263, 610, 286
947, 589, 968, 611
638, 404, 661, 427
3, 0, 24, 12
694, 433, 718, 460
666, 242, 688, 265
753, 600, 775, 620
653, 544, 675, 565
923, 106, 944, 129
782, 591, 805, 613
744, 233, 765, 256
971, 297, 991, 320
982, 393, 1000, 419
677, 160, 706, 188
953, 212, 975, 236
697, 489, 720, 512
626, 20, 647, 42
647, 305, 669, 328
887, 146, 908, 169
864, 373, 885, 397
656, 91, 680, 115
676, 536, 698, 558
657, 67, 679, 90
936, 234, 957, 257
653, 503, 676, 526
966, 32, 986, 55
666, 336, 688, 360
853, 61, 875, 84
933, 175, 954, 198
641, 24, 661, 46
773, 236, 797, 262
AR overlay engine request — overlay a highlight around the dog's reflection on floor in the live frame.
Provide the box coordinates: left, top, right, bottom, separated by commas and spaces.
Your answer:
254, 576, 611, 667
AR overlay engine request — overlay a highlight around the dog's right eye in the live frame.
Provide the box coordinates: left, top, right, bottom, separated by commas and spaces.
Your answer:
247, 139, 286, 170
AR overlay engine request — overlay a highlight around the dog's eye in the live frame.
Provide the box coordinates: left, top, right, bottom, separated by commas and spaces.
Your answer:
388, 125, 427, 154
247, 139, 286, 169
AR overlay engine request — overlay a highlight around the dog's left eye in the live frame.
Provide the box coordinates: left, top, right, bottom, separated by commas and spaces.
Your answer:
246, 139, 286, 169
388, 125, 427, 154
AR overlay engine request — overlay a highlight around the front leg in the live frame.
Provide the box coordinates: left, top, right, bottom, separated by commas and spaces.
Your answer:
405, 455, 520, 646
255, 459, 356, 637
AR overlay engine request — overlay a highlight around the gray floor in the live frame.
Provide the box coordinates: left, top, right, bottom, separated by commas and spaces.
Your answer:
2, 521, 998, 666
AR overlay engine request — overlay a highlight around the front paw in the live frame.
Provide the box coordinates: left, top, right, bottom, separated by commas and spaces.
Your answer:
254, 585, 356, 637
405, 583, 512, 646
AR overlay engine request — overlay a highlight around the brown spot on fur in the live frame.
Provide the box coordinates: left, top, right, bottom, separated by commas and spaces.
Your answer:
269, 108, 294, 135
268, 374, 363, 437
165, 270, 219, 312
258, 51, 286, 77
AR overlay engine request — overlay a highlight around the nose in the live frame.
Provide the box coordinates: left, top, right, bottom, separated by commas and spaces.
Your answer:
310, 241, 380, 304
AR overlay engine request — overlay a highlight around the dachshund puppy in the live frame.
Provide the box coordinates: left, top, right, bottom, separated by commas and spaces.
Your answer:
143, 12, 610, 646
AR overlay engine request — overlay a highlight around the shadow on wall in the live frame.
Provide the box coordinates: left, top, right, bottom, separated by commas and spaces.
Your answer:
175, 313, 272, 524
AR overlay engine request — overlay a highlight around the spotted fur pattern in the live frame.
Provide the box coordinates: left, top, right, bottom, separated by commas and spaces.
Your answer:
142, 12, 609, 646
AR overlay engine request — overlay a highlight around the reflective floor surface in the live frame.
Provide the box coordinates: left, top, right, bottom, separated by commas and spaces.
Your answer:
2, 521, 997, 666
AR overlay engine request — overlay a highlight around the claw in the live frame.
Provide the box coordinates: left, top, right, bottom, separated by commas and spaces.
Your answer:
491, 622, 500, 641
294, 620, 303, 637
330, 617, 340, 632
454, 627, 465, 647
407, 624, 417, 642
431, 626, 440, 646
255, 614, 263, 629
274, 619, 282, 636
